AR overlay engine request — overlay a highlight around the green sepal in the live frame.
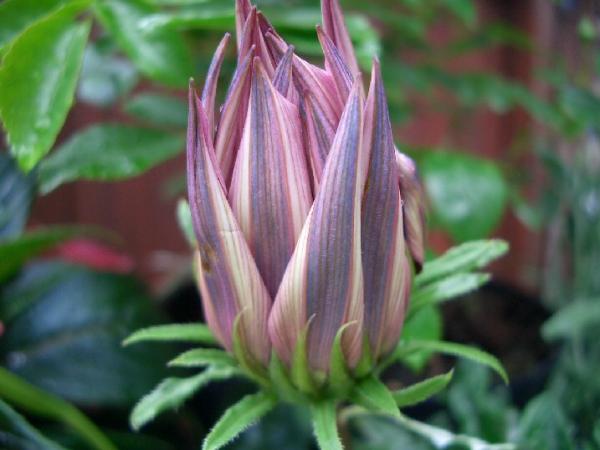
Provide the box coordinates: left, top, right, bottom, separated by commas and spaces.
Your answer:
310, 400, 343, 450
291, 319, 317, 395
232, 312, 270, 387
168, 348, 237, 369
269, 352, 305, 403
202, 391, 277, 450
327, 322, 356, 397
354, 334, 374, 379
350, 374, 400, 418
393, 369, 454, 408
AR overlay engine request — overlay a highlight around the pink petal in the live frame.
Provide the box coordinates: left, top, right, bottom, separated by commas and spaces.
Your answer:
187, 83, 272, 366
268, 79, 365, 371
321, 0, 361, 76
362, 61, 411, 358
235, 0, 252, 51
229, 59, 312, 298
201, 33, 230, 138
316, 25, 353, 104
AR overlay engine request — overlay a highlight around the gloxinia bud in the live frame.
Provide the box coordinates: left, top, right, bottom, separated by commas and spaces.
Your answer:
187, 0, 425, 380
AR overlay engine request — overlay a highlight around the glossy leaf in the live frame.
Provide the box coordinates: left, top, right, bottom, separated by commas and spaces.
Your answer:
393, 370, 454, 408
310, 401, 343, 450
123, 323, 217, 346
124, 93, 188, 128
350, 375, 400, 418
0, 262, 173, 406
0, 4, 91, 172
203, 391, 277, 450
38, 124, 184, 194
168, 348, 237, 368
0, 367, 116, 450
94, 0, 193, 87
395, 340, 508, 383
415, 240, 508, 287
0, 399, 67, 450
420, 151, 508, 242
131, 367, 239, 431
0, 152, 36, 240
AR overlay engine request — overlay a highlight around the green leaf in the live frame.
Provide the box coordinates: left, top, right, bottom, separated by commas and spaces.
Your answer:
395, 306, 442, 372
176, 199, 196, 247
328, 323, 355, 396
393, 370, 454, 408
168, 348, 237, 368
124, 93, 188, 128
136, 8, 235, 33
410, 272, 490, 316
310, 401, 343, 450
518, 393, 575, 450
0, 4, 91, 172
0, 152, 36, 240
350, 375, 400, 418
0, 367, 116, 450
420, 151, 508, 242
123, 323, 217, 346
131, 367, 239, 431
203, 391, 276, 450
542, 300, 600, 341
396, 340, 508, 384
0, 262, 173, 406
291, 322, 317, 395
0, 399, 68, 450
0, 227, 83, 282
416, 240, 509, 287
38, 124, 184, 193
0, 0, 69, 51
94, 0, 193, 87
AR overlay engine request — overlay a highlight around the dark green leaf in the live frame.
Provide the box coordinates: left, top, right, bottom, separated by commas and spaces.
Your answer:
168, 348, 237, 368
124, 93, 188, 128
0, 399, 67, 450
350, 375, 399, 418
203, 391, 276, 450
0, 0, 69, 50
420, 151, 508, 242
131, 366, 239, 431
395, 340, 508, 384
0, 262, 173, 407
0, 3, 91, 171
310, 401, 343, 450
94, 0, 193, 87
0, 153, 36, 240
393, 370, 454, 408
38, 124, 184, 194
123, 323, 217, 346
0, 367, 116, 450
415, 240, 508, 287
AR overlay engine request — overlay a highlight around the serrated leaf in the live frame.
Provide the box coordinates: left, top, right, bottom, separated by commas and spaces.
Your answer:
310, 401, 343, 450
0, 152, 36, 239
350, 375, 400, 418
38, 124, 184, 194
94, 0, 193, 87
0, 3, 91, 172
168, 348, 236, 368
124, 93, 187, 128
202, 391, 276, 450
409, 272, 490, 317
393, 370, 454, 408
123, 323, 217, 346
396, 340, 508, 384
416, 240, 508, 287
176, 199, 196, 247
542, 299, 600, 341
0, 226, 85, 282
131, 367, 238, 430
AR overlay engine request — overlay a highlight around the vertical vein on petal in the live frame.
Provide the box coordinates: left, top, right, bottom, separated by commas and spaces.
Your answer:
201, 33, 230, 138
321, 0, 361, 76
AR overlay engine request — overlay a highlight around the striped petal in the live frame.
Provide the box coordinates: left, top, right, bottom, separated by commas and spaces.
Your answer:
395, 151, 426, 270
321, 0, 360, 77
201, 33, 230, 138
214, 49, 253, 186
302, 91, 336, 187
268, 80, 365, 371
229, 59, 312, 298
316, 25, 353, 104
187, 83, 271, 366
272, 45, 295, 98
238, 8, 275, 77
362, 61, 411, 358
235, 0, 252, 51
